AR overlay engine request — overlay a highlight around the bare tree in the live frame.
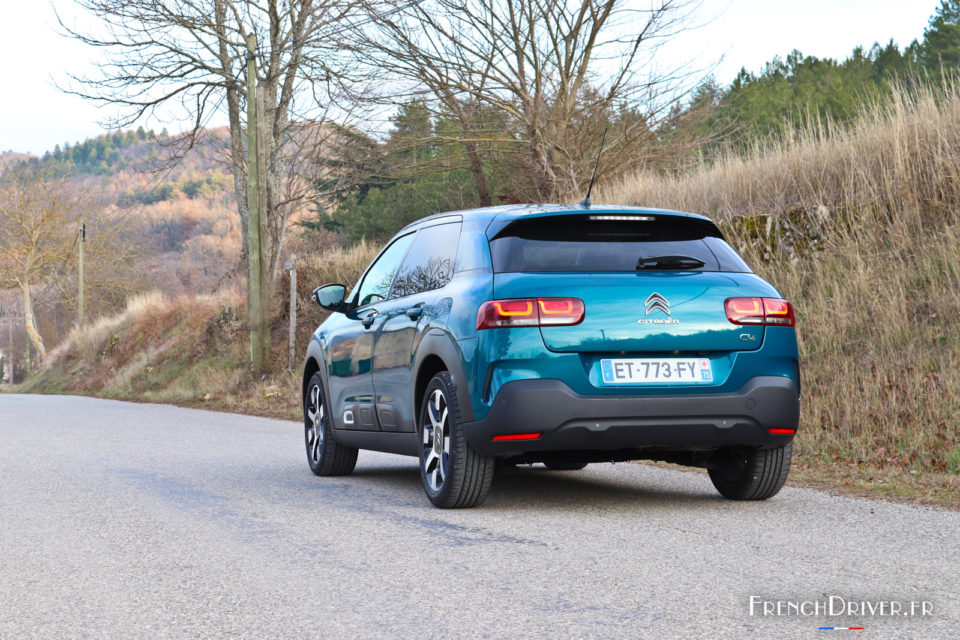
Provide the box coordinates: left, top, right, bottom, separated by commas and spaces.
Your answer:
60, 0, 364, 371
0, 172, 144, 365
358, 0, 703, 201
0, 175, 74, 360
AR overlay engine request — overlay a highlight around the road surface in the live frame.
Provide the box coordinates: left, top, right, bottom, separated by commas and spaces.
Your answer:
1, 394, 957, 639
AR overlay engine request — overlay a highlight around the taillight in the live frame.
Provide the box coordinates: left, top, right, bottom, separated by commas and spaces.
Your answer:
537, 298, 584, 325
477, 297, 584, 330
724, 297, 795, 327
761, 298, 795, 325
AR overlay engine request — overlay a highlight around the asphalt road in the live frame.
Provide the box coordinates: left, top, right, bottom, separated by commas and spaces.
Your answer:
1, 394, 957, 639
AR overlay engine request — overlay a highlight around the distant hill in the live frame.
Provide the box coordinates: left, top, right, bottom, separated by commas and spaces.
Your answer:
5, 126, 236, 206
0, 151, 32, 174
1, 123, 343, 367
3, 127, 242, 299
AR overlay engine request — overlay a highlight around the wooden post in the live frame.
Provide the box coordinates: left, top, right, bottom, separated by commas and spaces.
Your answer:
0, 304, 5, 384
284, 254, 297, 369
245, 33, 266, 374
255, 86, 271, 368
77, 219, 85, 329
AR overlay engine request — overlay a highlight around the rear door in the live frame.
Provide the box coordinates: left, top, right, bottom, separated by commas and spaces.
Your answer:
328, 232, 415, 431
370, 221, 461, 432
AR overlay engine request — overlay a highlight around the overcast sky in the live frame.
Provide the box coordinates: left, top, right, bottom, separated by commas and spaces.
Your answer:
0, 0, 943, 155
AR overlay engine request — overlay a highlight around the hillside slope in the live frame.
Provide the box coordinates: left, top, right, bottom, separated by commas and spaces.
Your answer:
20, 243, 377, 418
601, 84, 960, 502
1, 129, 245, 371
5, 127, 242, 297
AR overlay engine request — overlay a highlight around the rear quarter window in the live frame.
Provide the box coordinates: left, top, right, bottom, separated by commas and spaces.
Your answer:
489, 214, 751, 273
390, 222, 461, 298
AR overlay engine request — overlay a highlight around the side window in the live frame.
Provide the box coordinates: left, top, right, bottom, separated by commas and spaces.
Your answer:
390, 222, 461, 299
354, 233, 415, 307
454, 228, 492, 272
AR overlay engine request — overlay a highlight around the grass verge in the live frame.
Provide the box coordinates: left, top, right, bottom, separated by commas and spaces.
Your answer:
18, 241, 379, 422
605, 83, 960, 510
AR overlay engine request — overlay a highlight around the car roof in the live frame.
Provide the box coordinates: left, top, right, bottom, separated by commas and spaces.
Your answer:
398, 203, 712, 233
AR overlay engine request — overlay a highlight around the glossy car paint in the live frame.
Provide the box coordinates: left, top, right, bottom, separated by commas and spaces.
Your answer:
303, 204, 800, 458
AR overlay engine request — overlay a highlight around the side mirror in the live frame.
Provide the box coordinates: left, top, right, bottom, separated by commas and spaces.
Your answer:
312, 283, 347, 312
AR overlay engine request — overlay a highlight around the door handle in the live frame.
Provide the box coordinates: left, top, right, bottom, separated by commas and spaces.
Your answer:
361, 310, 379, 329
405, 304, 425, 320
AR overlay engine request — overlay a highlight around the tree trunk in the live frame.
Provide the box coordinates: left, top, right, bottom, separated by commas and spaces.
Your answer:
246, 36, 270, 374
20, 283, 46, 362
214, 0, 249, 271
527, 125, 556, 201
463, 139, 492, 207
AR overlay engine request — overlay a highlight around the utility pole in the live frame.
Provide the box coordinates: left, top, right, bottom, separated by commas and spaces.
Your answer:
283, 255, 297, 369
77, 219, 85, 329
7, 304, 14, 383
246, 32, 266, 374
0, 302, 5, 385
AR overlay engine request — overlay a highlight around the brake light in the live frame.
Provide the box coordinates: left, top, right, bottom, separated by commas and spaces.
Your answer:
493, 300, 536, 318
537, 298, 584, 325
761, 298, 794, 325
477, 297, 584, 330
724, 297, 795, 327
725, 297, 763, 322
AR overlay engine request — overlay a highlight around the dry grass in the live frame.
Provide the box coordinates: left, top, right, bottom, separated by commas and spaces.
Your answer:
24, 242, 379, 421
286, 239, 379, 354
299, 239, 378, 286
601, 83, 960, 478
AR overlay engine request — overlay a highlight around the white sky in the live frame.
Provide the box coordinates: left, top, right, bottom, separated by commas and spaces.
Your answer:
0, 0, 942, 155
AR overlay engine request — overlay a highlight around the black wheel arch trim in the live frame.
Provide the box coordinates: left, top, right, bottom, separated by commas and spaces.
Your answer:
411, 330, 475, 423
302, 338, 332, 414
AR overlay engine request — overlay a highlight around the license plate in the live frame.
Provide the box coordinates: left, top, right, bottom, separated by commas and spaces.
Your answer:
600, 358, 714, 384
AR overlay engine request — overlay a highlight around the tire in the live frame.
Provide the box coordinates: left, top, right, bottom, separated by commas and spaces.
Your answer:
708, 442, 792, 500
544, 461, 589, 471
419, 372, 495, 508
304, 372, 358, 476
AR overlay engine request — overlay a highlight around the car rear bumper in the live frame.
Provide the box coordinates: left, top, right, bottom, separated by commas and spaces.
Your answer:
462, 376, 799, 456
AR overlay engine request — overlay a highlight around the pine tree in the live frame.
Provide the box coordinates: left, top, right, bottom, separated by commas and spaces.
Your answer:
922, 1, 960, 70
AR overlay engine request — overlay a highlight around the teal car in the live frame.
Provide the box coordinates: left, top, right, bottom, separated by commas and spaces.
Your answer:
303, 205, 800, 508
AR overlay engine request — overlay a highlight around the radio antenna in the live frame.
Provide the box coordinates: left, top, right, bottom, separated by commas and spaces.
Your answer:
580, 125, 608, 208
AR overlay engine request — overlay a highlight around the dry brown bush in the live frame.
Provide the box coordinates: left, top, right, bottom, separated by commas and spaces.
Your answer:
601, 83, 960, 473
30, 236, 378, 419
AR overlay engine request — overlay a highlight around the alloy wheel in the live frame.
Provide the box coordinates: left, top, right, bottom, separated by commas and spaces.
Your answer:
422, 389, 450, 492
306, 383, 325, 464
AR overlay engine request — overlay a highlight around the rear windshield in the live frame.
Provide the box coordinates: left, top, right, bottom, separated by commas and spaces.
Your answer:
489, 214, 751, 273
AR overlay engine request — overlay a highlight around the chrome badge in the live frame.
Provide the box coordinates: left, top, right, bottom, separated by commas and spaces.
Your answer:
645, 292, 670, 316
639, 293, 680, 325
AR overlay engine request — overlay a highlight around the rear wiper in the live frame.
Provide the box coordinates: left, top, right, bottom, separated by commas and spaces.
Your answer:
636, 255, 705, 270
